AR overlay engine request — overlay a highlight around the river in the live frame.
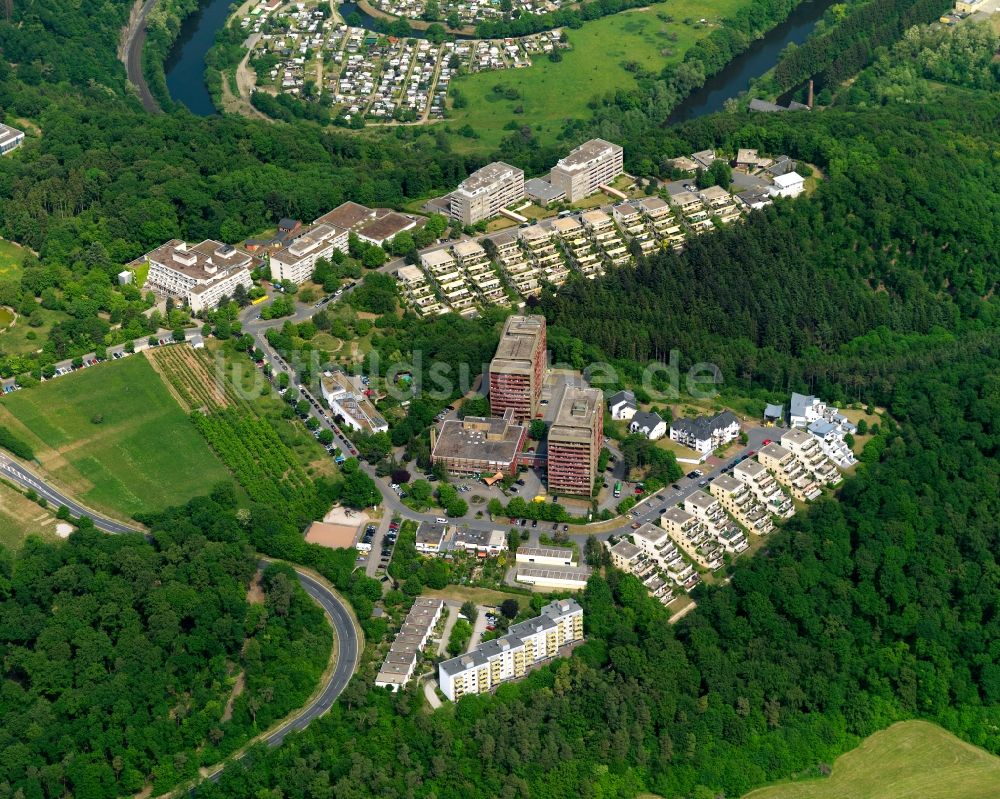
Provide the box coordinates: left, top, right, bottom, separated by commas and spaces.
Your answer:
667, 0, 835, 124
165, 0, 834, 118
164, 0, 236, 115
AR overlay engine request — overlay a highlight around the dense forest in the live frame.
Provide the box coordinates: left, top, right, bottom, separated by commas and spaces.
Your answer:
0, 527, 332, 798
120, 337, 996, 799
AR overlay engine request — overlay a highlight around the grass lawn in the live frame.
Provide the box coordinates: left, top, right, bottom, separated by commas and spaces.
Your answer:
743, 720, 1000, 799
0, 306, 71, 356
0, 355, 232, 520
0, 482, 60, 551
0, 237, 28, 281
444, 0, 745, 151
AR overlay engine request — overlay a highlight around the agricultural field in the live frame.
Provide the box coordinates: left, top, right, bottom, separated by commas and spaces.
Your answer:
444, 0, 746, 151
742, 721, 1000, 799
0, 354, 231, 519
148, 344, 332, 517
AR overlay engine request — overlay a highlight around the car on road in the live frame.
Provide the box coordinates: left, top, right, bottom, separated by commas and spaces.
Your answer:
689, 469, 703, 478
562, 525, 569, 532
699, 479, 709, 487
520, 519, 527, 527
671, 483, 681, 490
531, 520, 537, 528
631, 522, 640, 529
762, 439, 772, 446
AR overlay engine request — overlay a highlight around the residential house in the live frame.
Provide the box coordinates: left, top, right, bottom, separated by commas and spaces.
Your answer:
757, 443, 822, 502
629, 411, 667, 440
709, 473, 774, 535
608, 390, 637, 420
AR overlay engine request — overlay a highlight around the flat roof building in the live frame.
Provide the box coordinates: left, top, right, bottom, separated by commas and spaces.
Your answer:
269, 223, 347, 284
438, 599, 583, 701
431, 408, 527, 478
131, 239, 254, 313
415, 521, 449, 554
515, 565, 591, 591
489, 314, 547, 422
450, 162, 525, 226
547, 386, 603, 497
0, 123, 25, 156
515, 546, 576, 567
549, 139, 624, 203
320, 371, 388, 434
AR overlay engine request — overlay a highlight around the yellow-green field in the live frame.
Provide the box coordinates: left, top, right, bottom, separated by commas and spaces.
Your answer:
0, 237, 28, 281
742, 720, 1000, 799
0, 354, 232, 520
0, 482, 59, 551
445, 0, 745, 151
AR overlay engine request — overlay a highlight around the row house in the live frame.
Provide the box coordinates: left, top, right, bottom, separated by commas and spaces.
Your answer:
552, 216, 603, 279
661, 506, 723, 571
709, 474, 775, 536
397, 264, 448, 316
781, 428, 842, 486
493, 231, 541, 296
453, 240, 507, 305
519, 224, 569, 287
421, 249, 474, 313
698, 185, 744, 224
683, 490, 748, 555
733, 458, 795, 518
757, 442, 822, 501
582, 210, 629, 266
638, 197, 686, 250
632, 523, 699, 590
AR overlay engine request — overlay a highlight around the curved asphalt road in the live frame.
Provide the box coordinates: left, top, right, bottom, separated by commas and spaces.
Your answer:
0, 452, 360, 772
122, 0, 162, 113
0, 454, 137, 534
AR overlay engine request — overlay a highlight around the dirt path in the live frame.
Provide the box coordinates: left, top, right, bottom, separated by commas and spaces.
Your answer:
220, 672, 246, 722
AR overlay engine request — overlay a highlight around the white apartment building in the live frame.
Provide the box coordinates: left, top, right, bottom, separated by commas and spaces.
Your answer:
454, 240, 506, 304
781, 428, 842, 486
320, 370, 388, 433
683, 490, 748, 555
548, 139, 624, 202
710, 473, 775, 536
757, 442, 822, 502
438, 599, 583, 701
269, 223, 347, 284
397, 264, 447, 316
733, 458, 795, 518
422, 248, 474, 311
669, 411, 740, 454
661, 506, 723, 570
450, 161, 525, 225
133, 239, 253, 313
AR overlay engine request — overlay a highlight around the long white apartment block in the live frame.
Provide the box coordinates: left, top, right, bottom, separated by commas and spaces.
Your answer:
133, 239, 253, 313
438, 599, 583, 701
269, 223, 347, 284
